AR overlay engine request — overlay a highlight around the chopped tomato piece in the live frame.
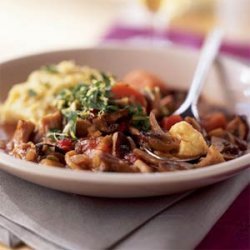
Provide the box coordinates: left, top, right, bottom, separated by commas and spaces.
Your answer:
111, 83, 147, 107
202, 112, 227, 132
57, 138, 74, 152
162, 115, 183, 131
123, 70, 168, 94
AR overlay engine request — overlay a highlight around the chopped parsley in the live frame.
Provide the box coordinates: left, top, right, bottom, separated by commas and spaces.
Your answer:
55, 74, 116, 116
28, 89, 37, 97
54, 74, 116, 138
53, 73, 150, 138
61, 110, 78, 139
128, 105, 150, 131
47, 129, 66, 141
41, 64, 58, 74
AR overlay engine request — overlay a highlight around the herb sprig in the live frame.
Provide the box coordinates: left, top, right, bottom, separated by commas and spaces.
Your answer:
128, 105, 150, 131
54, 74, 116, 138
52, 73, 150, 138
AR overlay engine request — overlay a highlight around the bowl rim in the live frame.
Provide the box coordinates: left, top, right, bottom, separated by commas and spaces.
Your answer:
0, 151, 249, 184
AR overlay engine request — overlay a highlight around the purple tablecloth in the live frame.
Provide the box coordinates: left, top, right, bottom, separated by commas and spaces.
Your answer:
103, 25, 250, 249
103, 25, 250, 62
197, 185, 250, 250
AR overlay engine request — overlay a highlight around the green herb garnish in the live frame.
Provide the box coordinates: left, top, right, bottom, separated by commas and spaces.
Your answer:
47, 129, 67, 142
54, 73, 116, 138
42, 64, 58, 74
128, 105, 150, 131
61, 110, 78, 139
28, 89, 37, 97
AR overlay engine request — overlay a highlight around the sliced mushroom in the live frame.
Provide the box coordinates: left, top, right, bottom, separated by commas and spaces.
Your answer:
196, 145, 225, 167
133, 148, 160, 165
76, 119, 91, 137
141, 131, 180, 153
105, 109, 129, 123
93, 116, 118, 134
149, 110, 164, 134
211, 136, 245, 160
98, 153, 137, 173
145, 111, 180, 153
112, 132, 131, 158
35, 142, 65, 156
185, 116, 203, 132
226, 116, 249, 140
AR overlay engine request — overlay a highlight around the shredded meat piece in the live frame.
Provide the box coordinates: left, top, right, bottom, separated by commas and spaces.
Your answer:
10, 142, 37, 161
104, 109, 129, 123
41, 111, 62, 133
196, 145, 225, 167
12, 120, 35, 144
93, 116, 118, 133
65, 150, 91, 170
97, 153, 137, 172
93, 109, 129, 134
76, 119, 91, 137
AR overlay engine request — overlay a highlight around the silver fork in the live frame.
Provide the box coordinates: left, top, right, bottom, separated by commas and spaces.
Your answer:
144, 28, 224, 162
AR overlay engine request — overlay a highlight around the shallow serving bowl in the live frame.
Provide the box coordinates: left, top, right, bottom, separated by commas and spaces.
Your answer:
0, 46, 249, 197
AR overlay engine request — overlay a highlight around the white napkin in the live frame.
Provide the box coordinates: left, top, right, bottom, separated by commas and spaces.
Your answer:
0, 168, 249, 250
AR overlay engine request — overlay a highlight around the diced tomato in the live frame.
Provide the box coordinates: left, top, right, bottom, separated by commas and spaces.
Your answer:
162, 115, 183, 131
123, 70, 168, 94
111, 83, 147, 107
202, 112, 227, 132
57, 138, 74, 152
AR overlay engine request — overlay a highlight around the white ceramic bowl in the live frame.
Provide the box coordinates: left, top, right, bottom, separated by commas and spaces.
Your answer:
0, 46, 249, 197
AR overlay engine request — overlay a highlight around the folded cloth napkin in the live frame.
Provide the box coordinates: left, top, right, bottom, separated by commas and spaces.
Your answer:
0, 168, 249, 250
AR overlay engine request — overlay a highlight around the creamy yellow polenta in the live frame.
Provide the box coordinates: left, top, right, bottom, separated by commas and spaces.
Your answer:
0, 61, 105, 124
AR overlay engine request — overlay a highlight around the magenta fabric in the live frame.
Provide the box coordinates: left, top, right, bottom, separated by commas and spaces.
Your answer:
103, 25, 250, 249
197, 185, 250, 250
103, 25, 250, 61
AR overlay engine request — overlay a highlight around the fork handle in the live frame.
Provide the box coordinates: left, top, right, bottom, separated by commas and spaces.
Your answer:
174, 28, 224, 116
